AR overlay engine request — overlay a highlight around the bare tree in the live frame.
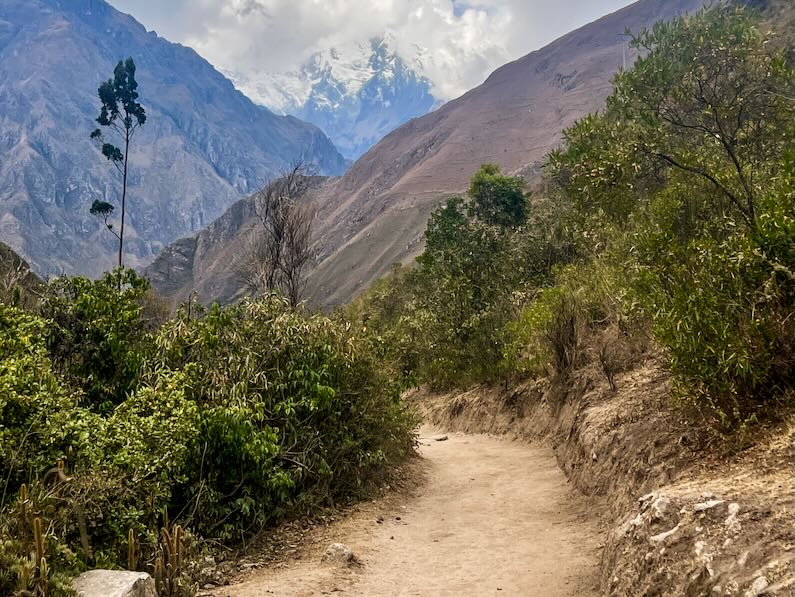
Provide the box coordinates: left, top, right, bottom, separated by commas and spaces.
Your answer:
236, 163, 318, 307
0, 248, 41, 308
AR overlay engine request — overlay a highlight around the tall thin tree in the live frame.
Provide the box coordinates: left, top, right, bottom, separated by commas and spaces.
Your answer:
90, 58, 146, 268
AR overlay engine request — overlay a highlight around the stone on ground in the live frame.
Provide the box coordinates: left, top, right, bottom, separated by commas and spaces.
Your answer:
72, 570, 157, 597
321, 543, 359, 567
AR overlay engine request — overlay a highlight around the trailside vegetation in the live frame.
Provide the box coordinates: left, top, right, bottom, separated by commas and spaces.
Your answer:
0, 272, 416, 596
353, 4, 794, 429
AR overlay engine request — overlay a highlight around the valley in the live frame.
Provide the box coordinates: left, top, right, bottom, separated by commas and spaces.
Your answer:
0, 1, 792, 596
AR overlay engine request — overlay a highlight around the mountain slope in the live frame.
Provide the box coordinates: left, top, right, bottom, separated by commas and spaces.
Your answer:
0, 0, 346, 278
231, 36, 438, 160
146, 0, 708, 307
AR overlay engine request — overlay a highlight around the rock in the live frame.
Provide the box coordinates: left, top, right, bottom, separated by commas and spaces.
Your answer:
321, 543, 360, 567
650, 496, 672, 521
725, 503, 742, 535
72, 570, 157, 597
650, 523, 682, 544
744, 576, 769, 597
694, 500, 726, 512
435, 435, 449, 442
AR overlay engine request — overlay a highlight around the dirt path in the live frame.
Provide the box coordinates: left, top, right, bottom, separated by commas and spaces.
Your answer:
212, 429, 602, 596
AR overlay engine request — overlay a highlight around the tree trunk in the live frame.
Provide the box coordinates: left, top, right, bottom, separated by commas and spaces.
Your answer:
119, 133, 130, 269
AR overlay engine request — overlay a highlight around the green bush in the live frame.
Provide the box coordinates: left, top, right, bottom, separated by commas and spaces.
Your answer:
39, 269, 152, 413
544, 4, 795, 428
0, 304, 100, 498
648, 203, 795, 428
150, 297, 417, 539
2, 276, 417, 588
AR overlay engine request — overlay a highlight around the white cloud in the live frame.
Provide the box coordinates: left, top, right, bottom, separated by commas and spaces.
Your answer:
110, 0, 635, 100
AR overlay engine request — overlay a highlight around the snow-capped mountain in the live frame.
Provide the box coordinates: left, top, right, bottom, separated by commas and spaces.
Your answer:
229, 35, 439, 160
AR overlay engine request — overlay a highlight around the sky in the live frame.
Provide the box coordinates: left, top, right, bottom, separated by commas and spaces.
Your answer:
109, 0, 635, 101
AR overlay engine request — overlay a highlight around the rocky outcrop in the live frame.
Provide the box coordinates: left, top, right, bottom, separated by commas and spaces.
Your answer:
0, 0, 346, 279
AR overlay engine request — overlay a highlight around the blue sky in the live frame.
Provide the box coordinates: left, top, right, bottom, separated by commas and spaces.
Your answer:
109, 0, 635, 100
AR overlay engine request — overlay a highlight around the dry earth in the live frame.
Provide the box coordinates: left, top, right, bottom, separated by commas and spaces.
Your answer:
209, 428, 602, 597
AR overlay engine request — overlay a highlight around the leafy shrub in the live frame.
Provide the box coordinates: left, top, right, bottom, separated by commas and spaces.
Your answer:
544, 5, 795, 428
648, 208, 795, 428
2, 278, 417, 588
39, 269, 152, 413
0, 304, 99, 499
150, 297, 417, 539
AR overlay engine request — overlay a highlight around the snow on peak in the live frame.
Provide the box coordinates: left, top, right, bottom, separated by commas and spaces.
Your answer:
226, 33, 439, 159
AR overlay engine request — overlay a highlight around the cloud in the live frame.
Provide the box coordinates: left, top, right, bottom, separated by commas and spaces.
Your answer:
110, 0, 634, 100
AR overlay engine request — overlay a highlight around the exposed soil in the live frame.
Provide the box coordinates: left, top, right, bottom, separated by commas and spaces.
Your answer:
205, 356, 793, 596
209, 427, 602, 597
419, 359, 795, 596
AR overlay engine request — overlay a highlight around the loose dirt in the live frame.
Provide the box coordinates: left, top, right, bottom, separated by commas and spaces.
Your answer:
212, 427, 602, 596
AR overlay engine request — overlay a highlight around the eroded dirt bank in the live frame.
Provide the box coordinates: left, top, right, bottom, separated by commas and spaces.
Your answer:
211, 428, 601, 596
419, 359, 794, 596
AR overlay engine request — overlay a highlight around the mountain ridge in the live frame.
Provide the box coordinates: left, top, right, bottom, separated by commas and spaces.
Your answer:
0, 0, 346, 277
229, 35, 438, 160
146, 0, 710, 308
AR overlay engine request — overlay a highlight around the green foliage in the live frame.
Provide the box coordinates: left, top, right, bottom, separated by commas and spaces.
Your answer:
39, 269, 151, 413
152, 297, 416, 538
647, 196, 795, 428
0, 304, 99, 498
2, 272, 415, 589
468, 164, 529, 228
91, 58, 147, 160
353, 166, 574, 389
547, 4, 795, 428
90, 57, 147, 267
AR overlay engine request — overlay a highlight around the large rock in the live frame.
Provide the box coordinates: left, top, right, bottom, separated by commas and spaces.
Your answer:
72, 570, 157, 597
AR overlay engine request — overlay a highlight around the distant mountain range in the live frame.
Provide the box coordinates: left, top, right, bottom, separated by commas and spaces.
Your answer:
146, 0, 714, 307
0, 0, 346, 277
228, 35, 439, 160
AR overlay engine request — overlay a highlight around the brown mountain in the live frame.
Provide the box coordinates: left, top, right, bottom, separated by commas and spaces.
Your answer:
146, 0, 709, 307
0, 0, 346, 279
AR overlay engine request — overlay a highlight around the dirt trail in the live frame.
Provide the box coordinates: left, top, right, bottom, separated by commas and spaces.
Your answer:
213, 429, 602, 596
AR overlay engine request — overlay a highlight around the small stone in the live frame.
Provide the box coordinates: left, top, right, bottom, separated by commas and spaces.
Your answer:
744, 576, 768, 597
650, 496, 672, 521
639, 492, 656, 505
650, 523, 681, 544
322, 543, 360, 568
694, 500, 726, 512
725, 503, 742, 534
435, 435, 449, 442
